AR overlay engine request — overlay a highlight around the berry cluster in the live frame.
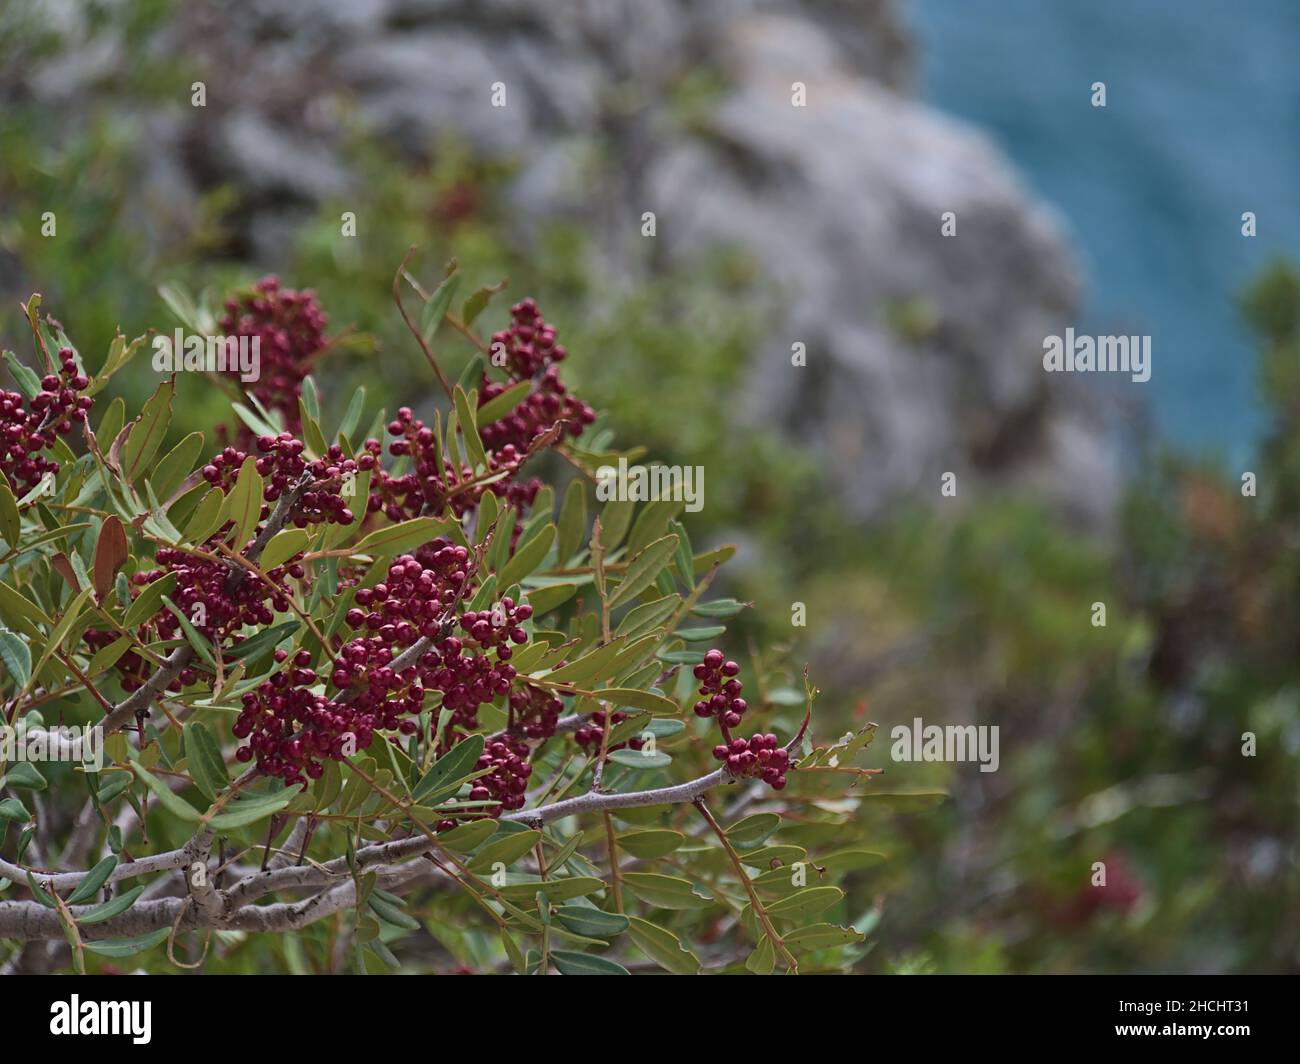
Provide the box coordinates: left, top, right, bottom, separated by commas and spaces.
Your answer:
694, 649, 789, 790
233, 650, 342, 783
477, 298, 596, 452
692, 649, 747, 730
574, 709, 645, 756
467, 734, 532, 816
370, 408, 540, 527
711, 733, 789, 790
508, 684, 564, 740
0, 347, 92, 496
218, 276, 327, 432
202, 433, 364, 531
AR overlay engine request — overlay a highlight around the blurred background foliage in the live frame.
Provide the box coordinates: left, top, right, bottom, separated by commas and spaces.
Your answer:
2, 0, 1297, 973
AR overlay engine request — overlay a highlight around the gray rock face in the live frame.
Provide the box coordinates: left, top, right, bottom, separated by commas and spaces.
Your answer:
10, 0, 1116, 524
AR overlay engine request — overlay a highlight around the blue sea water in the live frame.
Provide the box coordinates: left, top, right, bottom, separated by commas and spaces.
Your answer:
908, 0, 1300, 462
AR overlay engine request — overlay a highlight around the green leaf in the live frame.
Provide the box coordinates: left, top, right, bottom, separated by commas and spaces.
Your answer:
857, 790, 948, 812
160, 594, 214, 667
599, 687, 679, 716
554, 905, 630, 939
354, 517, 451, 557
122, 572, 178, 628
745, 936, 776, 975
726, 813, 782, 850
183, 722, 229, 801
82, 927, 171, 957
338, 387, 367, 443
616, 830, 685, 859
556, 478, 588, 564
690, 598, 748, 618
627, 916, 701, 974
223, 455, 264, 550
550, 950, 630, 975
765, 886, 844, 918
496, 876, 605, 902
608, 534, 679, 609
607, 748, 672, 770
181, 488, 225, 545
260, 528, 310, 571
0, 480, 19, 548
435, 819, 498, 852
0, 797, 31, 823
412, 734, 484, 803
621, 872, 711, 910
467, 829, 542, 872
2, 350, 42, 399
453, 386, 488, 470
368, 895, 421, 931
615, 595, 679, 640
524, 582, 577, 616
0, 628, 32, 688
29, 586, 93, 685
598, 499, 635, 552
129, 759, 202, 822
225, 620, 300, 662
206, 789, 298, 830
66, 855, 119, 905
542, 638, 627, 686
461, 280, 506, 327
149, 431, 205, 503
420, 273, 461, 344
817, 849, 889, 874
121, 379, 175, 485
3, 762, 46, 791
674, 625, 726, 642
497, 523, 555, 590
475, 380, 532, 427
77, 884, 146, 925
783, 923, 867, 950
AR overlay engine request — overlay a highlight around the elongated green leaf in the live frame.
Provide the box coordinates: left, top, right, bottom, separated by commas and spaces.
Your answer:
129, 759, 202, 822
608, 535, 678, 609
122, 572, 177, 628
621, 872, 711, 910
554, 905, 630, 939
0, 628, 32, 688
550, 950, 629, 975
627, 916, 701, 974
497, 523, 555, 590
476, 380, 532, 426
412, 734, 484, 803
223, 455, 264, 550
206, 789, 297, 830
0, 480, 19, 547
259, 528, 310, 571
149, 431, 205, 502
467, 830, 542, 872
29, 586, 93, 685
183, 722, 229, 801
82, 927, 171, 957
420, 274, 460, 344
122, 379, 174, 484
77, 884, 146, 925
226, 620, 300, 662
453, 386, 488, 469
161, 594, 214, 667
66, 855, 119, 905
524, 583, 576, 616
354, 517, 451, 557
